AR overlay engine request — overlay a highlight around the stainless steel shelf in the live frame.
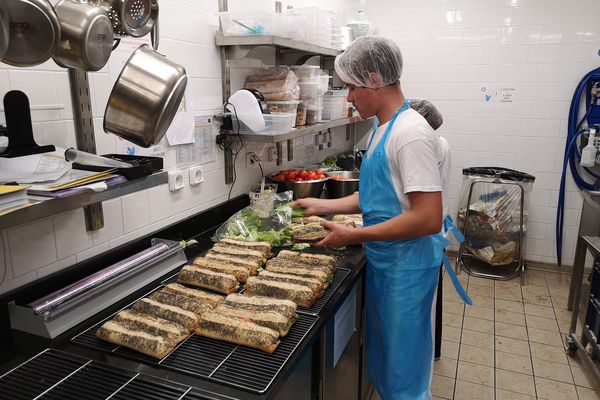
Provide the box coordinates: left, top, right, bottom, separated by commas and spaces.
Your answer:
224, 117, 368, 143
215, 32, 341, 57
0, 171, 168, 230
582, 236, 600, 257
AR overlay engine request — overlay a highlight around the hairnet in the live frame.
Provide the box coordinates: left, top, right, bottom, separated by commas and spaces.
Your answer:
410, 99, 443, 130
334, 36, 403, 89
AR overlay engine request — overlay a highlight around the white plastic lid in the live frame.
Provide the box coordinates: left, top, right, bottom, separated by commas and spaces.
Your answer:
290, 65, 320, 70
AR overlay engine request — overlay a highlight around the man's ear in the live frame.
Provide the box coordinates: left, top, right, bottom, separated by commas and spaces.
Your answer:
368, 73, 384, 88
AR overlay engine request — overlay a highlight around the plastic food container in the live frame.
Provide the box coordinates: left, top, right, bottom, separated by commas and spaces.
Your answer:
296, 101, 308, 126
290, 65, 320, 82
232, 112, 296, 134
268, 100, 300, 126
305, 105, 322, 124
249, 183, 278, 204
299, 82, 319, 99
219, 11, 276, 36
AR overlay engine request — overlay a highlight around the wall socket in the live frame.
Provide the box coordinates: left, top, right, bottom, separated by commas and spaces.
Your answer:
246, 152, 259, 168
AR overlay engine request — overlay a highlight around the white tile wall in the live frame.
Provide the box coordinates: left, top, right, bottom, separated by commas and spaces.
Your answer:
366, 0, 600, 267
3, 0, 594, 294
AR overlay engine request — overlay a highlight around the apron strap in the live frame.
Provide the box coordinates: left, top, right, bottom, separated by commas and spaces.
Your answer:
442, 253, 473, 305
442, 215, 472, 305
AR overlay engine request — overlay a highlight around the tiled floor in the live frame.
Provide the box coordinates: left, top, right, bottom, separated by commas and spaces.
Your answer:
430, 268, 600, 400
367, 267, 599, 400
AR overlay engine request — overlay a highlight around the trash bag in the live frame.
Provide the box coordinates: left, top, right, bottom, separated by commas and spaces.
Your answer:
457, 167, 535, 266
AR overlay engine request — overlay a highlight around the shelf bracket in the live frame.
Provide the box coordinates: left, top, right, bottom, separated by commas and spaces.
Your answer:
287, 139, 293, 162
275, 142, 283, 166
68, 69, 104, 231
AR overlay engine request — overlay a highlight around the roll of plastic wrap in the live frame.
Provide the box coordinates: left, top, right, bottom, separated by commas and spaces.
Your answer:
28, 242, 170, 315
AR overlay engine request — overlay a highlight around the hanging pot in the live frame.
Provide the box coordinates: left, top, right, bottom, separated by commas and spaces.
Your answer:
0, 1, 9, 60
91, 0, 157, 37
103, 44, 187, 148
1, 0, 61, 67
52, 0, 114, 71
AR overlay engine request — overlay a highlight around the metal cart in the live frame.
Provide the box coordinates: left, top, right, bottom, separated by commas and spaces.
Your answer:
456, 168, 535, 285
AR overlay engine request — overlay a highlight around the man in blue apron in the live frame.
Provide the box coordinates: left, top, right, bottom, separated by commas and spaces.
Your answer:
294, 36, 471, 400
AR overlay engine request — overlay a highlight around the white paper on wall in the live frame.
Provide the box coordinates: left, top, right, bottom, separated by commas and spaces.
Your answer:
115, 136, 166, 159
175, 115, 217, 168
166, 87, 195, 146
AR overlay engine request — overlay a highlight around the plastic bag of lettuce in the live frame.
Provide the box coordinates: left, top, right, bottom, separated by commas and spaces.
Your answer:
213, 190, 303, 246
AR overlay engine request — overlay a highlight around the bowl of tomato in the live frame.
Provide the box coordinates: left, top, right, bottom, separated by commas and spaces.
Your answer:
325, 170, 359, 198
268, 168, 329, 199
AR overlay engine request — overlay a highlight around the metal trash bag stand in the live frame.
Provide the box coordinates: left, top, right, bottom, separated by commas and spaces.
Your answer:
456, 173, 526, 285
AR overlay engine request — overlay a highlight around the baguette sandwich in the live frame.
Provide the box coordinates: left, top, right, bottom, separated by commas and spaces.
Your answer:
148, 291, 214, 318
96, 320, 175, 359
112, 309, 188, 343
193, 257, 251, 282
204, 252, 261, 273
162, 283, 224, 308
223, 293, 297, 320
266, 258, 331, 283
218, 238, 272, 258
291, 221, 355, 243
277, 250, 337, 271
178, 265, 239, 294
332, 214, 363, 224
291, 216, 325, 224
196, 313, 280, 353
210, 243, 267, 265
212, 303, 295, 336
131, 298, 198, 332
259, 270, 324, 297
245, 276, 316, 308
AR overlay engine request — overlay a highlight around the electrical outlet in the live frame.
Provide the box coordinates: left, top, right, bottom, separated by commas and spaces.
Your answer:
267, 146, 277, 162
246, 152, 259, 168
189, 166, 204, 185
168, 169, 187, 191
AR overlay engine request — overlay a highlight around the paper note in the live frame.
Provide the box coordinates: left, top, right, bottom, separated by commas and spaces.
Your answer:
175, 115, 216, 168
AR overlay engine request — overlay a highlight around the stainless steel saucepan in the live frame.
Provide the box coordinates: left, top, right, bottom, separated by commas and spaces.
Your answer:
103, 44, 187, 148
1, 0, 61, 67
52, 0, 114, 71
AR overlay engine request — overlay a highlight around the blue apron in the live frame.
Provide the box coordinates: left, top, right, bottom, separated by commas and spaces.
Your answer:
360, 102, 471, 400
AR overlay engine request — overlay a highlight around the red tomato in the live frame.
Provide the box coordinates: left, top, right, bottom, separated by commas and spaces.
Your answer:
300, 170, 309, 179
286, 171, 298, 180
308, 171, 317, 180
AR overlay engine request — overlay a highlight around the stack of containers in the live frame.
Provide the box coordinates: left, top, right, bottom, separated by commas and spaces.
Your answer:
322, 88, 349, 120
291, 65, 323, 126
294, 7, 332, 48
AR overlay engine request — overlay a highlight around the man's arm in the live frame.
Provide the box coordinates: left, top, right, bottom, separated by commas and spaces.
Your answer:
314, 191, 442, 248
293, 192, 361, 216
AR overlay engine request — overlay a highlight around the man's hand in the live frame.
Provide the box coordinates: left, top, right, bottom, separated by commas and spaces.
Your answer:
292, 198, 329, 216
313, 220, 360, 248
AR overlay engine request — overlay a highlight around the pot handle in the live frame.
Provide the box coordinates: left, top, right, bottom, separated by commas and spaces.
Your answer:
151, 18, 159, 50
112, 38, 121, 50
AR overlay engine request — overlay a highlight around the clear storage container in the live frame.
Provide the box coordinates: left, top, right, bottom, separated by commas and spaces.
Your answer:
219, 11, 277, 36
268, 101, 300, 127
299, 82, 319, 99
296, 101, 308, 126
305, 105, 322, 124
232, 113, 296, 134
290, 65, 320, 82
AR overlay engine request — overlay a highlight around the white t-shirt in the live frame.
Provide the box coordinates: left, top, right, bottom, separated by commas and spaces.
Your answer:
365, 108, 450, 218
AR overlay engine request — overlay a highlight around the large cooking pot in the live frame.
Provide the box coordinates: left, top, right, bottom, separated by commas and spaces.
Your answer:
52, 0, 114, 71
103, 44, 187, 147
91, 0, 158, 37
325, 170, 359, 199
1, 0, 61, 67
0, 1, 9, 60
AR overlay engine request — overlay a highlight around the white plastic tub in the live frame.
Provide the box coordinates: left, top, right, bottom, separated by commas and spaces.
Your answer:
299, 82, 319, 99
268, 101, 300, 127
290, 65, 320, 82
